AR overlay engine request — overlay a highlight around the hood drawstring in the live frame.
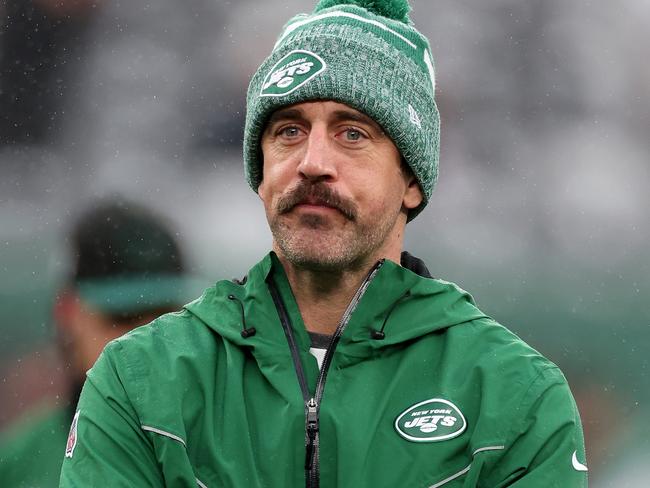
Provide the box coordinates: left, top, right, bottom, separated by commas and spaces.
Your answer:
228, 294, 257, 338
371, 291, 411, 340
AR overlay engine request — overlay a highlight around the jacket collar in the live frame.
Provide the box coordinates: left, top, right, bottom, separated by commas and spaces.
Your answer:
184, 252, 487, 356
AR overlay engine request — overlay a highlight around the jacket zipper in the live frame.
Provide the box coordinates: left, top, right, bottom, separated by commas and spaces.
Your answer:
268, 260, 384, 488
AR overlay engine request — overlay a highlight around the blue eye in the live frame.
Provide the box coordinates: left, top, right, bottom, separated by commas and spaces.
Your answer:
280, 127, 300, 137
345, 129, 362, 141
276, 125, 300, 138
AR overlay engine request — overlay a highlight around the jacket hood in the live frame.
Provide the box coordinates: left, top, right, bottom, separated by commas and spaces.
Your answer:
184, 252, 488, 358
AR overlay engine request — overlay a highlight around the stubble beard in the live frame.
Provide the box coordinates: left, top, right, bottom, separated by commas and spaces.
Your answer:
266, 181, 402, 271
269, 204, 400, 272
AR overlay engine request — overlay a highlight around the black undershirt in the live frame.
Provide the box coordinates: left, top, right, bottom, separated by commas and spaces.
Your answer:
308, 331, 332, 349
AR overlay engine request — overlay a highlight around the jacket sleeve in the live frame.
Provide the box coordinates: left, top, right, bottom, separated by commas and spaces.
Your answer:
486, 367, 588, 488
59, 342, 164, 487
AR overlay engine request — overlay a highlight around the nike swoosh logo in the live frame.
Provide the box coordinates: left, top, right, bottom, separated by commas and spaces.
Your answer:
572, 450, 588, 472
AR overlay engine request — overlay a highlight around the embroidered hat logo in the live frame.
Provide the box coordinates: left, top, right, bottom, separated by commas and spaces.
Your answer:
260, 50, 326, 97
395, 398, 467, 442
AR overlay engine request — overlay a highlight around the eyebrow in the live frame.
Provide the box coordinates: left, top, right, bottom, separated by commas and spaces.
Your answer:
330, 109, 383, 133
266, 108, 304, 130
265, 106, 384, 134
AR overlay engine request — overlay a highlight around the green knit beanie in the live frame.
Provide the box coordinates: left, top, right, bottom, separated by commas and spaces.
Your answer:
243, 0, 440, 220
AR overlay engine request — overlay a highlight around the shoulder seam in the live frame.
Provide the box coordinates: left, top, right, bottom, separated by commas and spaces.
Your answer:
141, 425, 187, 447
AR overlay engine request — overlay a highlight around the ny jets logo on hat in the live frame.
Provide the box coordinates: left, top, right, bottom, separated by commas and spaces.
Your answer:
395, 398, 467, 442
260, 50, 326, 97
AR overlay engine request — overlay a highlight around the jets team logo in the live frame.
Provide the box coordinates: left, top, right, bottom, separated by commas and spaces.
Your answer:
395, 398, 467, 442
65, 410, 80, 458
260, 50, 326, 97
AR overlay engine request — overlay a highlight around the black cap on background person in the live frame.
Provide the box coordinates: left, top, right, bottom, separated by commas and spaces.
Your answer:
68, 198, 187, 320
54, 197, 193, 393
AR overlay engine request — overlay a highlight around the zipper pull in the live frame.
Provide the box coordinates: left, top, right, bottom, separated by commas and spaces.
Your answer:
305, 398, 319, 470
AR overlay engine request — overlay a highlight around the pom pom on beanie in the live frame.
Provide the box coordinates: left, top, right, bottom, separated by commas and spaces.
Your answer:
314, 0, 411, 23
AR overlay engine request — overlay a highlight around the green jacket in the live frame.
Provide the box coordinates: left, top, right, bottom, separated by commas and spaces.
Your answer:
60, 253, 587, 487
0, 404, 70, 487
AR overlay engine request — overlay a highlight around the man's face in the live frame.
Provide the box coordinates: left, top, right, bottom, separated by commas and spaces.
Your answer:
259, 100, 422, 271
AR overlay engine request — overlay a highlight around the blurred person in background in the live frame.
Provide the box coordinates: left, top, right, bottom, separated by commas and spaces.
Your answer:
0, 198, 191, 487
60, 0, 586, 486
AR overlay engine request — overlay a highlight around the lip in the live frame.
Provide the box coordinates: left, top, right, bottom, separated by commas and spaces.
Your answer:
293, 203, 340, 213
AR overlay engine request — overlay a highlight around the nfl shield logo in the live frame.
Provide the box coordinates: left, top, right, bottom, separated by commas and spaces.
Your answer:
65, 410, 80, 458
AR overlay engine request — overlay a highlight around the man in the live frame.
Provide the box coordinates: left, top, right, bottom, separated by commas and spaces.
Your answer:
0, 199, 191, 487
60, 1, 588, 487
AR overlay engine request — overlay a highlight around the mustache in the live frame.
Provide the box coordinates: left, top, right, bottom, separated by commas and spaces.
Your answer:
276, 182, 357, 221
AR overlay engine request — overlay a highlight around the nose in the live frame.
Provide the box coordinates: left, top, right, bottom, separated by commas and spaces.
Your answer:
296, 124, 337, 183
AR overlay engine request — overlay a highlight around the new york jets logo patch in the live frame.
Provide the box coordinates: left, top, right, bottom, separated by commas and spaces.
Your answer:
260, 50, 326, 97
395, 398, 467, 442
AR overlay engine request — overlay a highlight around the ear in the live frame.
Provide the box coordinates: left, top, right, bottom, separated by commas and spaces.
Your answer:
402, 174, 423, 211
257, 179, 266, 200
257, 146, 269, 203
